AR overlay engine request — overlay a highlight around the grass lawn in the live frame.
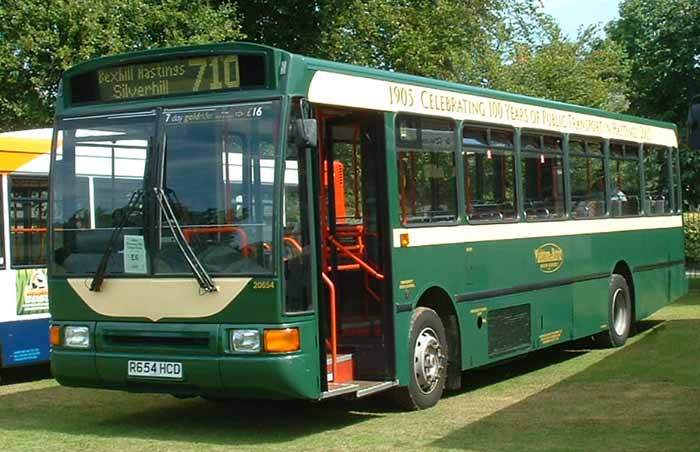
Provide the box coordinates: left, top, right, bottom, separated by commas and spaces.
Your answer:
1, 284, 699, 452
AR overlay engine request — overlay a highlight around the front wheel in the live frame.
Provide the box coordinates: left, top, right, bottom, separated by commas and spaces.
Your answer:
605, 274, 632, 347
393, 307, 447, 410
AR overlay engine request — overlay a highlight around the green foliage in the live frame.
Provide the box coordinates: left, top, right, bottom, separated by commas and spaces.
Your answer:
235, 0, 327, 55
494, 25, 630, 111
684, 213, 700, 263
609, 0, 700, 206
609, 0, 700, 124
0, 0, 244, 131
318, 0, 504, 85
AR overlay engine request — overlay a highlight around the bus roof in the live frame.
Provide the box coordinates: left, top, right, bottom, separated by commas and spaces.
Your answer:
0, 128, 52, 173
298, 54, 677, 132
57, 42, 677, 142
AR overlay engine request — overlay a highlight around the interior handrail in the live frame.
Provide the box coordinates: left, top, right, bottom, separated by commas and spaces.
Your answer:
320, 272, 338, 382
283, 236, 303, 252
182, 225, 249, 256
328, 236, 385, 280
11, 227, 48, 233
182, 225, 249, 245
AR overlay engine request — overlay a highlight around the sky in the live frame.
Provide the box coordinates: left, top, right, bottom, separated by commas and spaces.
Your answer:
541, 0, 622, 39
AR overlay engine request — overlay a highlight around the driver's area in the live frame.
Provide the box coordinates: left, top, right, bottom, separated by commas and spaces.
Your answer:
153, 102, 280, 276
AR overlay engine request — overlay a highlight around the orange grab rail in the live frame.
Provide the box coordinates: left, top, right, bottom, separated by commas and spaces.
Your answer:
321, 272, 337, 381
182, 226, 249, 256
283, 236, 303, 253
11, 228, 47, 233
328, 236, 384, 280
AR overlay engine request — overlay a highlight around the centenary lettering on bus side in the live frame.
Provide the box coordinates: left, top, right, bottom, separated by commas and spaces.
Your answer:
386, 82, 655, 143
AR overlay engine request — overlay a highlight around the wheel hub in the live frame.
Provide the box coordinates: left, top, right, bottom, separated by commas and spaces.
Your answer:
413, 327, 445, 394
612, 287, 629, 336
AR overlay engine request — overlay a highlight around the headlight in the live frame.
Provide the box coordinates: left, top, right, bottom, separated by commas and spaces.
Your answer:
230, 329, 260, 353
64, 326, 90, 349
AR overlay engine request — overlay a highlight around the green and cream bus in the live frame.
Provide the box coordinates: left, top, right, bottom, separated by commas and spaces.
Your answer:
49, 42, 686, 409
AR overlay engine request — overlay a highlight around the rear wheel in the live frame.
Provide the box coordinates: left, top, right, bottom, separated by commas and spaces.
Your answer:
393, 307, 447, 410
605, 274, 632, 347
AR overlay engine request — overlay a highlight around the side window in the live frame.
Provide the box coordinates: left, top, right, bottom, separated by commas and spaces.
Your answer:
643, 146, 672, 215
463, 125, 517, 221
521, 132, 565, 220
672, 148, 682, 213
396, 115, 457, 225
610, 142, 641, 217
10, 176, 49, 267
569, 138, 605, 218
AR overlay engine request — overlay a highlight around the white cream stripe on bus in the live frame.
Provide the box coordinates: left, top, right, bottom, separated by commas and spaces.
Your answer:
392, 216, 682, 248
308, 71, 678, 148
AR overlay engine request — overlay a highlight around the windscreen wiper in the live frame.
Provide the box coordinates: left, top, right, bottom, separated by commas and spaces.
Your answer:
89, 189, 143, 292
154, 187, 218, 293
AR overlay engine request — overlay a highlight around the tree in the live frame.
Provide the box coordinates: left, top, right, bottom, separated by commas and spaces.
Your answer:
0, 0, 244, 131
318, 0, 504, 85
235, 0, 327, 55
609, 0, 700, 207
494, 22, 630, 112
234, 0, 520, 86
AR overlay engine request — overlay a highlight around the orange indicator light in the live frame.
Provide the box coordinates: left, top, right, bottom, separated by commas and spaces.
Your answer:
264, 328, 300, 353
50, 325, 61, 346
400, 233, 410, 248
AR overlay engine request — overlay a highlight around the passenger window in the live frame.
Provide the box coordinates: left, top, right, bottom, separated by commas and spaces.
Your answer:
671, 148, 682, 213
610, 142, 641, 217
463, 125, 517, 221
10, 176, 50, 267
570, 137, 606, 218
396, 116, 457, 225
521, 133, 565, 220
644, 146, 672, 215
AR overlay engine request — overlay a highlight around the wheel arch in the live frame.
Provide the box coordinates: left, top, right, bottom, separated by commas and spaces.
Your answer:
612, 260, 636, 321
415, 285, 462, 390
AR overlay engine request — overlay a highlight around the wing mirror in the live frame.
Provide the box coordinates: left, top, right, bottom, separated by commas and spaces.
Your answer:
294, 98, 317, 148
295, 118, 317, 148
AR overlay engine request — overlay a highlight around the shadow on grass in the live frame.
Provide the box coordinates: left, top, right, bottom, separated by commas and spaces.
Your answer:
0, 337, 609, 446
0, 363, 51, 386
0, 384, 381, 446
441, 319, 662, 398
432, 319, 700, 452
0, 320, 681, 447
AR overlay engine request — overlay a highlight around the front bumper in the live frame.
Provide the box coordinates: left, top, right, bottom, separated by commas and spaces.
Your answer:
51, 319, 320, 400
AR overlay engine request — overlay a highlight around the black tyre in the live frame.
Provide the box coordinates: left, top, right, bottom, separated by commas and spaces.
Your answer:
393, 307, 447, 410
605, 274, 632, 347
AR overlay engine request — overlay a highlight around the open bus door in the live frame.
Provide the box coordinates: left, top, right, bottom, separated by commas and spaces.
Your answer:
313, 108, 397, 399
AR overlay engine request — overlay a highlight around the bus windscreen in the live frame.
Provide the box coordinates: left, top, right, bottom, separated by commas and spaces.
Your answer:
69, 53, 267, 105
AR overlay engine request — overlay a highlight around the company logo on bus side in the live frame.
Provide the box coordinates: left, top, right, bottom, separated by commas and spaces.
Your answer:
534, 243, 564, 273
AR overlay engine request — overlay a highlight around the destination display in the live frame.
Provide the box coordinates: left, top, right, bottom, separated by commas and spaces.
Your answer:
70, 53, 266, 105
